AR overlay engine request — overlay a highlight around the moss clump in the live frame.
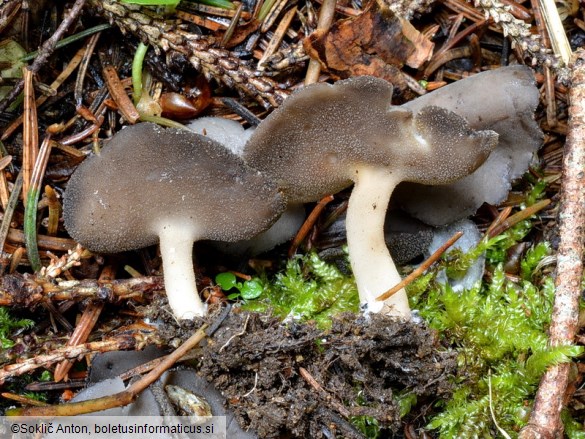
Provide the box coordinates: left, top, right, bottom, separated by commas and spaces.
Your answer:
410, 231, 584, 437
218, 201, 584, 437
242, 251, 359, 328
0, 307, 34, 349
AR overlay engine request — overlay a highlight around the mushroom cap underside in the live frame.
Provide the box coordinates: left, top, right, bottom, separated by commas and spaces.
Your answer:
63, 123, 285, 253
244, 75, 497, 203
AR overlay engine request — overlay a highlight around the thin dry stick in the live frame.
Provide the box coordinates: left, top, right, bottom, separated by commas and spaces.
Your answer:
0, 1, 21, 34
519, 50, 585, 439
0, 334, 154, 384
74, 32, 101, 108
0, 0, 86, 112
7, 324, 208, 416
487, 199, 551, 238
220, 2, 243, 46
288, 194, 334, 257
7, 227, 76, 252
376, 231, 463, 302
538, 0, 572, 65
531, 0, 552, 49
258, 6, 298, 69
118, 356, 167, 381
22, 68, 38, 200
304, 0, 337, 84
44, 185, 61, 236
53, 301, 105, 382
0, 173, 23, 254
299, 366, 350, 418
261, 0, 290, 33
0, 153, 10, 209
485, 206, 513, 237
176, 10, 227, 31
544, 66, 558, 128
0, 155, 13, 170
102, 65, 140, 124
1, 392, 49, 407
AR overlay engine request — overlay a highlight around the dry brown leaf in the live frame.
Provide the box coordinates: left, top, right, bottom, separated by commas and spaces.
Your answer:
303, 1, 433, 89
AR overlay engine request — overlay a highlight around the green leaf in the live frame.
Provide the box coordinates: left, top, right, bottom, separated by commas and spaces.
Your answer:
215, 272, 237, 291
0, 39, 26, 79
395, 392, 417, 418
39, 371, 53, 382
240, 280, 263, 300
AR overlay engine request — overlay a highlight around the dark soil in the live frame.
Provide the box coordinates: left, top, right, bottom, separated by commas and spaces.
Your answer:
191, 310, 456, 438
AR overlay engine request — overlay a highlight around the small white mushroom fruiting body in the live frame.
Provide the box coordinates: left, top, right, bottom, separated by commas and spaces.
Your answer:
63, 123, 284, 320
243, 76, 498, 318
186, 116, 255, 157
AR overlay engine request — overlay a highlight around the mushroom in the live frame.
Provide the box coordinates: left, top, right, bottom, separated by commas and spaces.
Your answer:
64, 123, 285, 320
243, 76, 498, 317
186, 116, 305, 257
186, 116, 255, 157
394, 65, 542, 225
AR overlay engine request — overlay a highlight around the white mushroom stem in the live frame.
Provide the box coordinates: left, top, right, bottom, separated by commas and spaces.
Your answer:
158, 222, 207, 319
346, 166, 411, 318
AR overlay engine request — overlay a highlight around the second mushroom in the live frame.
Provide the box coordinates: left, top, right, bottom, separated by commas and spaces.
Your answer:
243, 76, 498, 318
64, 123, 285, 320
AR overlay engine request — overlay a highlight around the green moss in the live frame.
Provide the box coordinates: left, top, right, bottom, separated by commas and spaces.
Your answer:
410, 237, 584, 437
562, 409, 585, 439
222, 187, 582, 438
351, 415, 381, 438
240, 251, 359, 328
0, 307, 34, 349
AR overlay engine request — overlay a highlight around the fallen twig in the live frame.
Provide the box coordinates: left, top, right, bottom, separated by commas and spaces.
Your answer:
375, 231, 463, 302
103, 65, 140, 124
487, 199, 551, 238
88, 0, 289, 108
289, 194, 334, 258
53, 271, 109, 381
299, 366, 350, 418
304, 0, 337, 84
519, 50, 585, 439
0, 274, 165, 306
6, 323, 207, 416
0, 331, 159, 385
